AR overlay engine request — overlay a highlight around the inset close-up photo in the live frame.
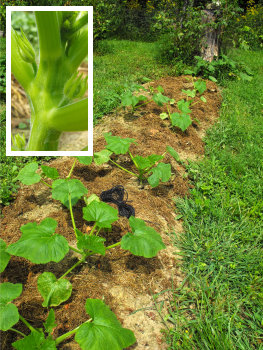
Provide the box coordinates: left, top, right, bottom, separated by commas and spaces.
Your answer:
7, 7, 92, 155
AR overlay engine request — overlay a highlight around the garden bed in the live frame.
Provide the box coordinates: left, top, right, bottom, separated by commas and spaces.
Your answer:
1, 75, 221, 349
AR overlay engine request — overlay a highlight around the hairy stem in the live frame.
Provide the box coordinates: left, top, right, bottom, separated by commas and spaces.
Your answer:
35, 11, 63, 62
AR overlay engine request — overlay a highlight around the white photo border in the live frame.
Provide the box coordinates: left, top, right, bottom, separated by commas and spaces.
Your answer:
6, 6, 93, 156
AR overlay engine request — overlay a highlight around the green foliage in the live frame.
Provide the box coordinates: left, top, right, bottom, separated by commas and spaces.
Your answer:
13, 330, 57, 350
37, 272, 72, 307
155, 7, 205, 65
17, 162, 41, 185
104, 133, 136, 155
121, 216, 165, 258
148, 162, 171, 188
83, 201, 119, 229
0, 283, 22, 331
52, 179, 88, 209
0, 239, 11, 273
6, 218, 69, 264
75, 299, 136, 350
76, 231, 106, 256
41, 165, 59, 180
186, 55, 254, 83
2, 156, 169, 348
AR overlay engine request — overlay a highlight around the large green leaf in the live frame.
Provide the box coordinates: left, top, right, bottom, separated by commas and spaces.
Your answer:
147, 163, 171, 188
170, 112, 192, 132
194, 79, 207, 95
0, 283, 22, 331
75, 299, 136, 350
17, 162, 41, 185
133, 155, 163, 171
83, 201, 118, 229
76, 156, 93, 165
166, 145, 181, 163
152, 92, 170, 106
77, 230, 106, 256
6, 218, 69, 264
52, 179, 88, 208
94, 149, 112, 165
104, 133, 136, 155
182, 89, 196, 98
37, 272, 72, 307
12, 330, 57, 350
41, 165, 59, 180
177, 99, 192, 114
121, 217, 165, 258
121, 91, 147, 108
0, 239, 11, 273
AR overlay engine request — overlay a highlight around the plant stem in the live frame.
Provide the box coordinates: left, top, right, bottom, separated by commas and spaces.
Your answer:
106, 241, 121, 250
109, 159, 138, 177
55, 319, 92, 345
40, 179, 52, 188
68, 193, 77, 239
128, 150, 139, 170
69, 245, 82, 254
59, 256, 86, 280
68, 27, 88, 71
89, 223, 97, 236
133, 99, 152, 110
27, 120, 61, 151
10, 328, 27, 337
19, 315, 36, 333
35, 11, 63, 62
67, 159, 77, 179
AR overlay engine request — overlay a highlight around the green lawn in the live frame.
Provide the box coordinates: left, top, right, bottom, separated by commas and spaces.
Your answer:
93, 39, 174, 122
166, 49, 263, 349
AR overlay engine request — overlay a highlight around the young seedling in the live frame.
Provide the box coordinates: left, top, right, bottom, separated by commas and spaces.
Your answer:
121, 84, 171, 114
1, 158, 168, 349
11, 11, 89, 151
160, 79, 207, 132
92, 133, 182, 187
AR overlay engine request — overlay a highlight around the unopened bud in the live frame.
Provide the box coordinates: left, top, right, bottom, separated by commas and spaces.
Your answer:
63, 72, 88, 100
14, 28, 35, 64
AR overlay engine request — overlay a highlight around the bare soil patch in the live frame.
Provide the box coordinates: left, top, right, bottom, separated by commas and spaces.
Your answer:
1, 76, 221, 349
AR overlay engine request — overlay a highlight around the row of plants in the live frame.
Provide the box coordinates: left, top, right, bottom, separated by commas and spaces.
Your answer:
1, 151, 178, 349
120, 78, 207, 132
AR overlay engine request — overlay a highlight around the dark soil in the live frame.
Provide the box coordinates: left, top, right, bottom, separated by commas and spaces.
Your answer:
1, 76, 221, 349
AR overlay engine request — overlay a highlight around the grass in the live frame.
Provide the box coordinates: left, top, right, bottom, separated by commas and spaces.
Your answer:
93, 39, 174, 122
165, 49, 263, 349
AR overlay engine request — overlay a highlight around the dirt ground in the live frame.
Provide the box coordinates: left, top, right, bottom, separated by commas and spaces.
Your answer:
1, 76, 221, 349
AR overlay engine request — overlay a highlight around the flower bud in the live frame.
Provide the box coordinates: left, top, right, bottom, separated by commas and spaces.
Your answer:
14, 28, 35, 64
63, 72, 88, 100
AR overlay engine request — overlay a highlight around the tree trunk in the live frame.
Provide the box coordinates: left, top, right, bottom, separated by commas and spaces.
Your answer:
201, 3, 221, 62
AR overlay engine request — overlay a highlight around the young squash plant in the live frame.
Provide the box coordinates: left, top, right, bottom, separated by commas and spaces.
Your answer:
0, 157, 168, 349
91, 133, 182, 188
11, 11, 89, 151
160, 78, 207, 132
